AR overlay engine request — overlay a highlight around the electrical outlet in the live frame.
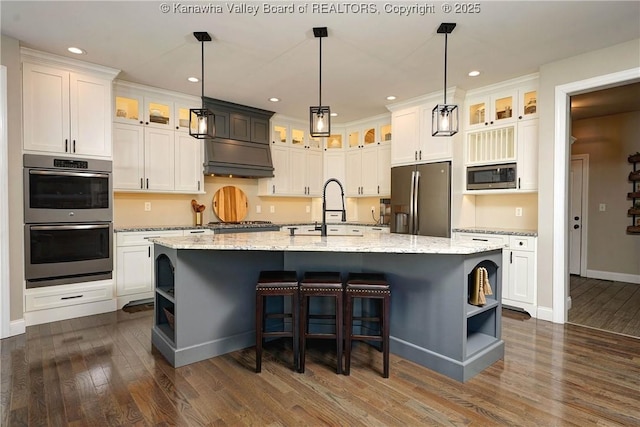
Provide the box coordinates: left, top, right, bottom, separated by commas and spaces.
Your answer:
256, 205, 261, 214
515, 207, 522, 217
270, 205, 275, 213
371, 206, 376, 213
144, 202, 151, 211
306, 205, 310, 213
599, 203, 606, 212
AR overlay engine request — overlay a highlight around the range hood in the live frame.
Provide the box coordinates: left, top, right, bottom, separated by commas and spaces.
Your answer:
201, 97, 275, 178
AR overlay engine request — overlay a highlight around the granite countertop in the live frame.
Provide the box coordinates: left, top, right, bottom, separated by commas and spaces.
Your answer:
114, 222, 389, 233
452, 227, 538, 237
149, 231, 504, 255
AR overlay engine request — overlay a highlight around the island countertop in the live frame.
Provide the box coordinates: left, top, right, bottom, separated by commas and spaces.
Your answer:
150, 231, 505, 255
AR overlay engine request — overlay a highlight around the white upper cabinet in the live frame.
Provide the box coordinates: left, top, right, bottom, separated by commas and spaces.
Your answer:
112, 81, 203, 193
22, 49, 119, 159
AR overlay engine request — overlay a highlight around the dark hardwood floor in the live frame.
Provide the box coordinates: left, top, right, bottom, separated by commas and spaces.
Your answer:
2, 308, 639, 426
569, 275, 640, 338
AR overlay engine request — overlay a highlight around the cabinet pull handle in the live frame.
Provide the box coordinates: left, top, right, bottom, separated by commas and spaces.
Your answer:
198, 181, 200, 191
510, 252, 513, 263
61, 295, 83, 300
377, 185, 380, 194
189, 230, 205, 234
148, 246, 151, 257
415, 151, 417, 161
140, 178, 143, 189
146, 178, 149, 189
73, 140, 76, 153
472, 238, 489, 242
272, 184, 275, 194
518, 178, 521, 189
65, 139, 68, 152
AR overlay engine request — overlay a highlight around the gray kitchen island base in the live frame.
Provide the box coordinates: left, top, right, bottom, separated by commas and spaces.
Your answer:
151, 234, 504, 382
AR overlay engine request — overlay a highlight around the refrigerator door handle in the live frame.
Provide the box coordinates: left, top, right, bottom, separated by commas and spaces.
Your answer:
409, 170, 416, 234
413, 171, 421, 234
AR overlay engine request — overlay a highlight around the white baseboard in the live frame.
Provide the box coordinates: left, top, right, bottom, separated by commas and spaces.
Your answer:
7, 319, 26, 337
24, 299, 117, 327
586, 270, 640, 285
536, 306, 554, 322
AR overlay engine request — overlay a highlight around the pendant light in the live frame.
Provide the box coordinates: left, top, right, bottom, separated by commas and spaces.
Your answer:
189, 31, 216, 139
432, 23, 458, 137
310, 27, 330, 138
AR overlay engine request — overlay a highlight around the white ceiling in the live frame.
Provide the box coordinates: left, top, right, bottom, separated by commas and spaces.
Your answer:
2, 1, 639, 123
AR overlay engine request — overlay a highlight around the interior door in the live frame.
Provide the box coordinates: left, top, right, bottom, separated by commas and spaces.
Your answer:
569, 157, 584, 275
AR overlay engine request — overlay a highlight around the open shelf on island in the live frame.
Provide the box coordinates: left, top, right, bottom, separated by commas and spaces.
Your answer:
156, 286, 175, 303
466, 299, 499, 318
466, 332, 499, 358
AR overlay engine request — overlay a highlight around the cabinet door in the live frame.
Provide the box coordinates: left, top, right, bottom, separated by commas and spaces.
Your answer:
306, 150, 324, 196
23, 63, 70, 154
324, 151, 346, 209
144, 97, 173, 129
345, 149, 362, 196
174, 133, 203, 192
211, 110, 230, 139
263, 145, 290, 195
391, 107, 419, 166
506, 250, 535, 304
517, 119, 538, 191
289, 148, 307, 195
174, 102, 194, 133
113, 123, 145, 190
419, 106, 453, 162
229, 113, 251, 141
361, 146, 379, 196
377, 144, 391, 196
116, 245, 153, 297
144, 128, 175, 191
70, 73, 112, 157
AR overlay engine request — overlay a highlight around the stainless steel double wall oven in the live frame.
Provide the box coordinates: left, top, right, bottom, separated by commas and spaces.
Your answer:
24, 154, 113, 288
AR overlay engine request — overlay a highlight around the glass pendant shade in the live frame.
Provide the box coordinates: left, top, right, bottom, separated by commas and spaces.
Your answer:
189, 108, 216, 139
431, 104, 458, 136
310, 106, 331, 137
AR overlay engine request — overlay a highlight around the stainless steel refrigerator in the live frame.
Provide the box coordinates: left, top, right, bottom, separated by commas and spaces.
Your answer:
390, 161, 451, 237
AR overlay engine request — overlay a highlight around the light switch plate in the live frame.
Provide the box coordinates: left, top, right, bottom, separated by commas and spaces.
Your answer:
599, 203, 606, 212
515, 207, 522, 217
270, 205, 275, 213
144, 202, 151, 211
306, 205, 310, 213
256, 205, 261, 214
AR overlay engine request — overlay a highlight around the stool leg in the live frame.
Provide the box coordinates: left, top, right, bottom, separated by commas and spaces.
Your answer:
344, 292, 353, 375
336, 292, 343, 375
292, 291, 299, 372
255, 293, 263, 373
299, 293, 307, 373
382, 294, 390, 378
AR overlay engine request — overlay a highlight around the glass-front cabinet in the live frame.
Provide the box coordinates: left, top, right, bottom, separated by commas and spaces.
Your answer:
272, 121, 321, 150
325, 133, 343, 150
348, 130, 360, 149
174, 103, 192, 133
519, 87, 538, 120
273, 124, 287, 144
114, 89, 175, 130
466, 80, 538, 130
291, 127, 305, 147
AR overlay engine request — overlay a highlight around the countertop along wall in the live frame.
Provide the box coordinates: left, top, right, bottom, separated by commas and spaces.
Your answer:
114, 175, 385, 228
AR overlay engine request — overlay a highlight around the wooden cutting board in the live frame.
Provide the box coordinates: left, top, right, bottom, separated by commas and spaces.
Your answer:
212, 186, 248, 222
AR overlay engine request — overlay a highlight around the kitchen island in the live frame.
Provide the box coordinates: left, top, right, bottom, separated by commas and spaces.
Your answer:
150, 232, 505, 382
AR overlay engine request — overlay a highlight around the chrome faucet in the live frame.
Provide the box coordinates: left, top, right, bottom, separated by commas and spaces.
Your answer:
315, 178, 346, 236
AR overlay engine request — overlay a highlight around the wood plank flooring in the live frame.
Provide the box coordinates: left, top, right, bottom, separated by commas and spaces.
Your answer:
2, 308, 639, 426
569, 275, 640, 337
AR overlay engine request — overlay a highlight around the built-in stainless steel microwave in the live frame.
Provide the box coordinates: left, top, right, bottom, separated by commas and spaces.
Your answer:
466, 163, 517, 190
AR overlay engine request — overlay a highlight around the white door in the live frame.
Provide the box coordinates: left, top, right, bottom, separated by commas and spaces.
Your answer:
569, 157, 585, 275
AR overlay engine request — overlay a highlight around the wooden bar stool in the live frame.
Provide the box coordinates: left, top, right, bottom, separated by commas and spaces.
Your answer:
344, 272, 391, 378
255, 270, 299, 373
299, 271, 343, 374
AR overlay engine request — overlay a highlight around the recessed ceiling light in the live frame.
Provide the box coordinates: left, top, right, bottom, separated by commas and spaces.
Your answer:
268, 97, 280, 102
67, 47, 86, 55
468, 70, 480, 77
330, 112, 338, 117
386, 95, 397, 101
188, 77, 199, 83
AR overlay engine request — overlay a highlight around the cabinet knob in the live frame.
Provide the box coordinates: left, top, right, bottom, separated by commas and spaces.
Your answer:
518, 116, 523, 119
573, 224, 580, 229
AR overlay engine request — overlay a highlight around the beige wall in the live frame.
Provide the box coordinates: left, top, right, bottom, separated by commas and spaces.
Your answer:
1, 35, 24, 322
538, 38, 640, 311
571, 111, 640, 276
474, 193, 538, 230
115, 176, 383, 227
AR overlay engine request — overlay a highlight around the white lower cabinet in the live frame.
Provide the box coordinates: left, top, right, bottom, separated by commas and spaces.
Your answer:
454, 232, 537, 316
115, 229, 212, 308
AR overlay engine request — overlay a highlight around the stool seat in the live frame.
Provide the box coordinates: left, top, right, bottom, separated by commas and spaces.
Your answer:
299, 271, 343, 374
255, 270, 299, 373
345, 272, 390, 378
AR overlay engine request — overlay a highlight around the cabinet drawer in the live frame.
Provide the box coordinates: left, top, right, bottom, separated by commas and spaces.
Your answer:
346, 227, 364, 236
183, 229, 214, 236
327, 225, 345, 235
367, 226, 390, 234
455, 233, 508, 246
509, 236, 535, 251
26, 281, 113, 312
117, 230, 185, 246
326, 212, 343, 222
